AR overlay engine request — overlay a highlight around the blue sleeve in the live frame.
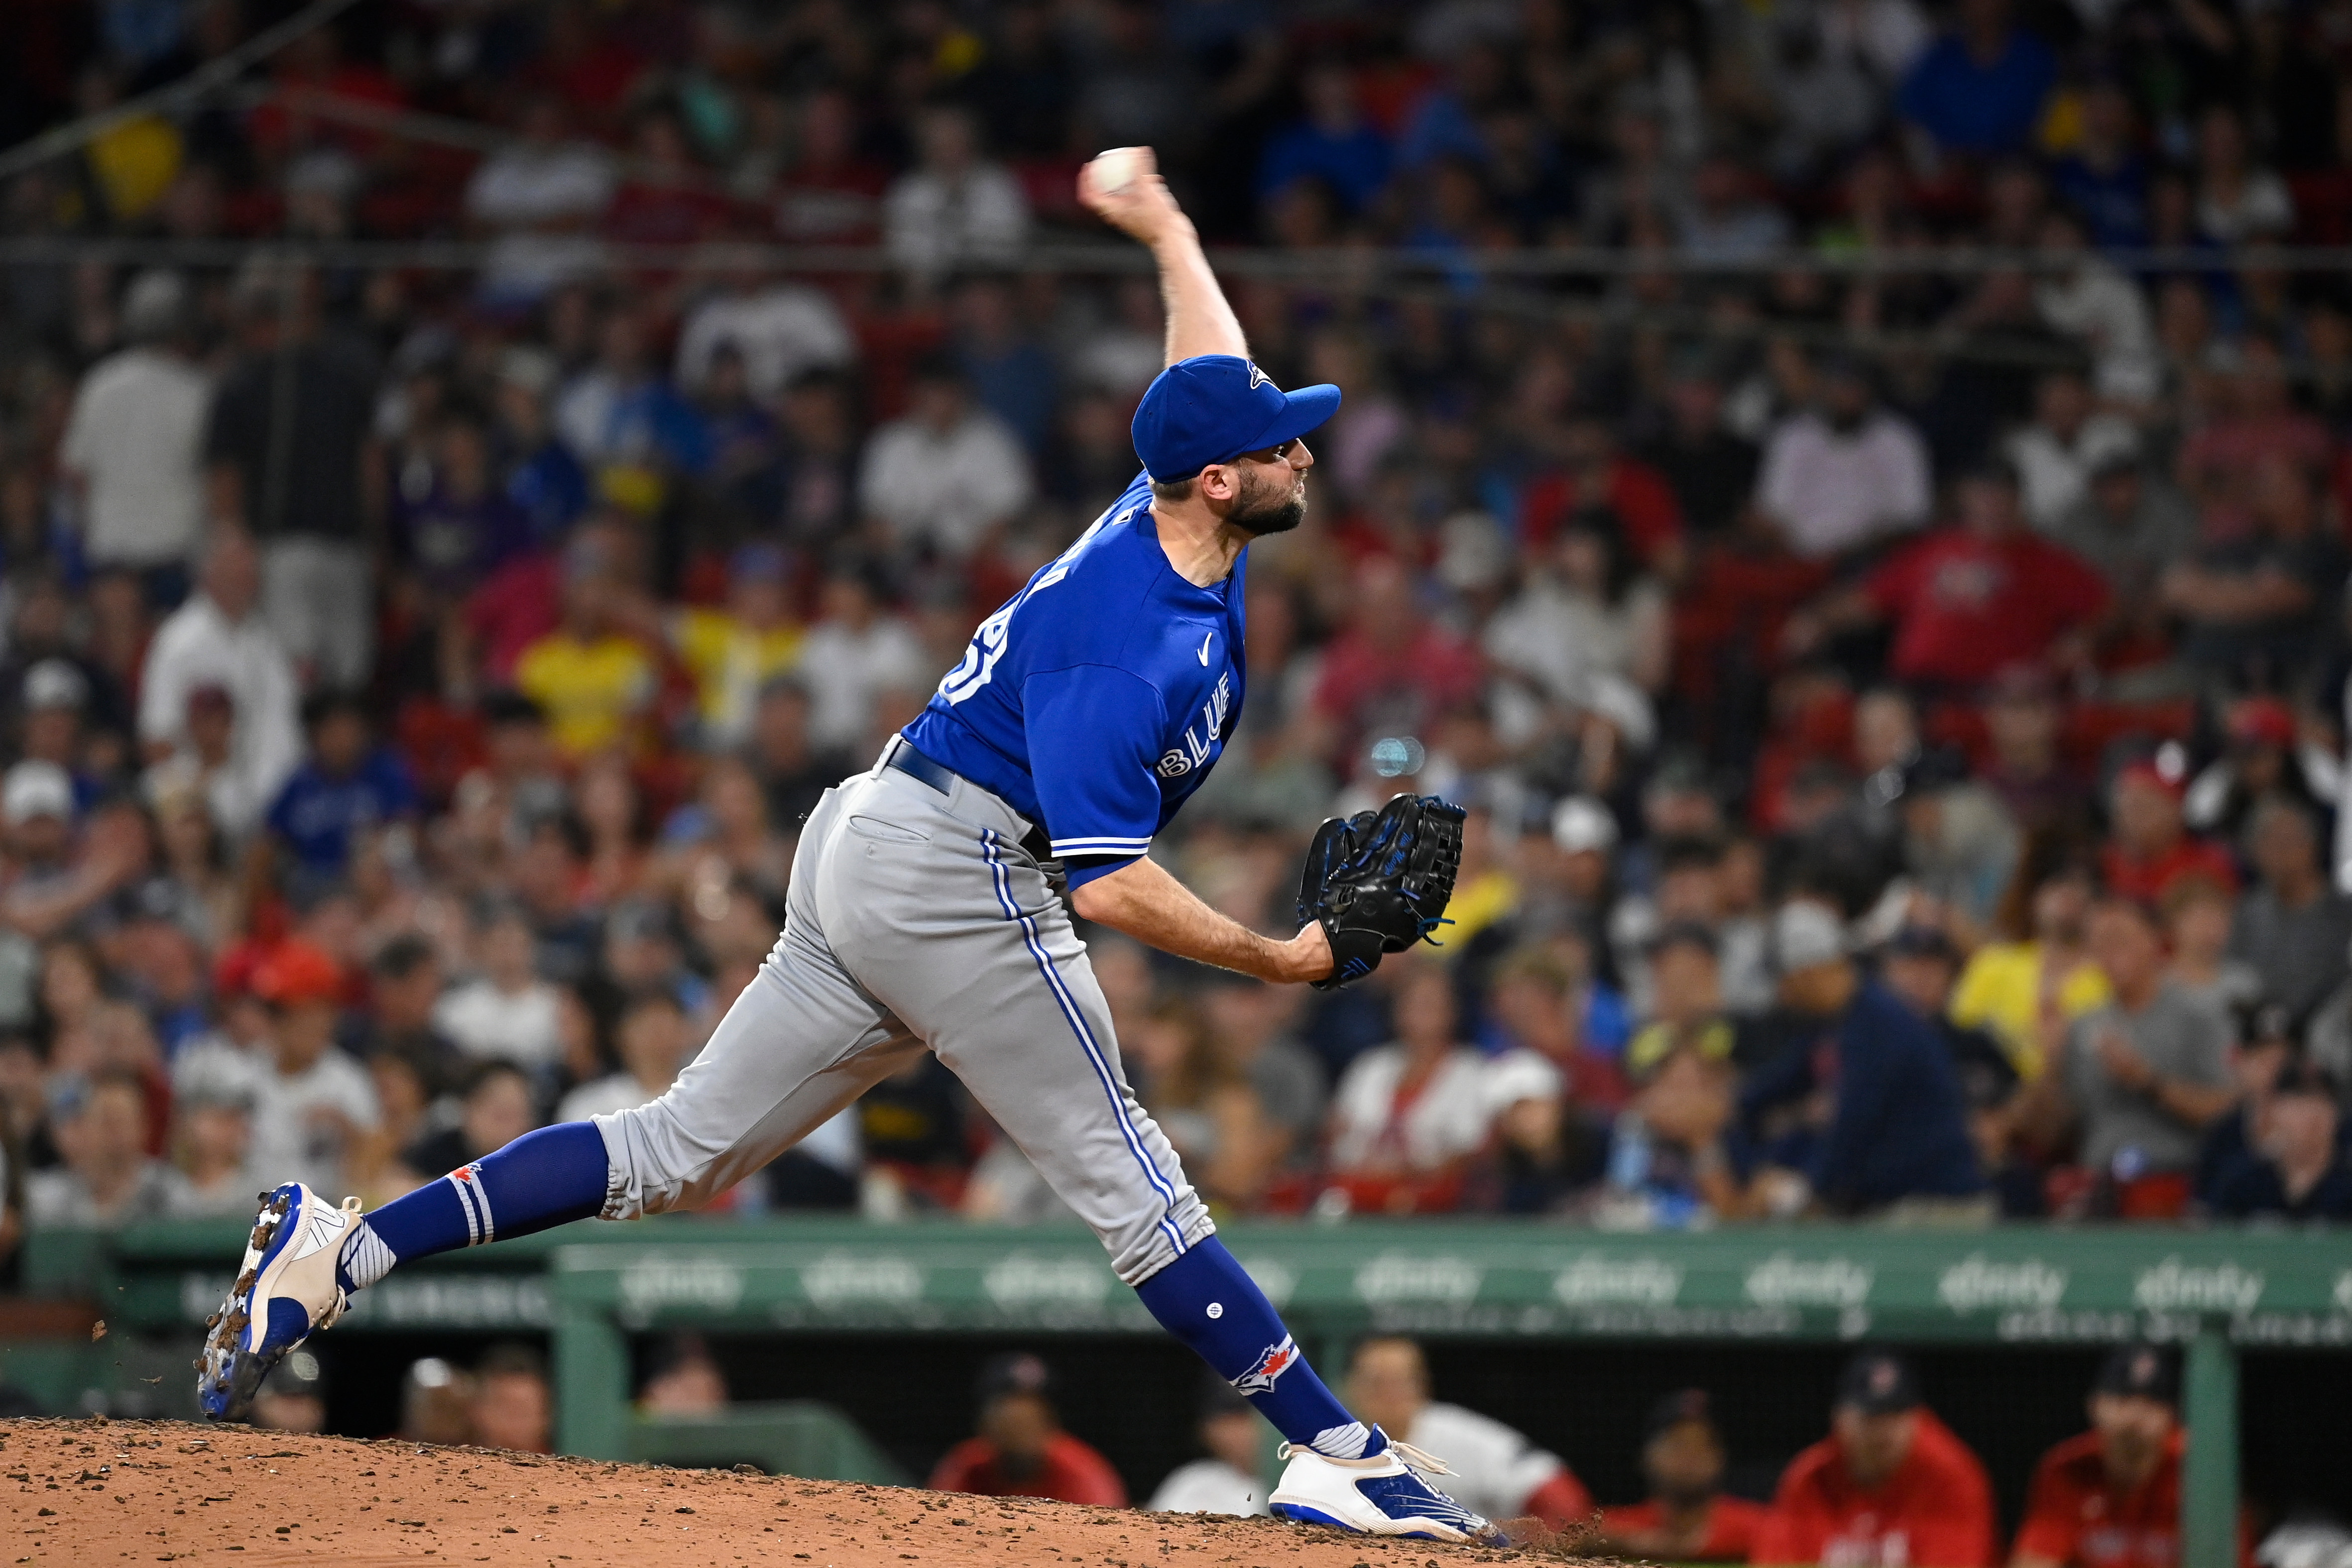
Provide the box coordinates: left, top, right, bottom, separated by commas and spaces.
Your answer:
1023, 665, 1167, 890
264, 773, 306, 840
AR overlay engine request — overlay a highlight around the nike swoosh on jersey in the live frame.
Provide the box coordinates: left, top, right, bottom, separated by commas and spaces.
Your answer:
1197, 632, 1213, 665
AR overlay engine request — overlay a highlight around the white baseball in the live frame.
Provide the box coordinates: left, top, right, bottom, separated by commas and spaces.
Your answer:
1091, 146, 1148, 196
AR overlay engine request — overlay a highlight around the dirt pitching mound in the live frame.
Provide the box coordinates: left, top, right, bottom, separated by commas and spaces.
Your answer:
0, 1418, 1603, 1568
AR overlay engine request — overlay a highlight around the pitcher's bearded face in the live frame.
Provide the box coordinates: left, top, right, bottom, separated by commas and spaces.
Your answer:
1229, 462, 1308, 536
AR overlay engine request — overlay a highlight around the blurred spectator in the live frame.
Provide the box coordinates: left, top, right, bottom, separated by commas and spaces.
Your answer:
514, 541, 657, 759
24, 1069, 170, 1228
2101, 762, 2236, 907
1598, 1389, 1769, 1564
1325, 963, 1506, 1210
883, 105, 1029, 283
469, 1342, 554, 1455
2208, 1056, 2352, 1220
1312, 558, 1484, 769
164, 1076, 261, 1218
2010, 1347, 2190, 1568
436, 907, 566, 1073
262, 692, 420, 894
931, 1352, 1126, 1506
400, 1356, 476, 1446
2163, 458, 2347, 688
2230, 797, 2352, 1020
667, 546, 804, 750
1756, 355, 1931, 561
1147, 1379, 1268, 1517
857, 357, 1034, 564
674, 272, 855, 405
2192, 1003, 2294, 1208
137, 527, 303, 840
2025, 898, 2234, 1209
203, 266, 380, 690
1, 768, 146, 943
359, 936, 465, 1097
1755, 1350, 1999, 1568
1258, 63, 1392, 217
639, 1335, 730, 1417
2002, 365, 2140, 532
1343, 1337, 1592, 1530
557, 988, 691, 1121
1743, 901, 1987, 1216
796, 560, 931, 756
401, 1060, 537, 1182
1894, 0, 2054, 159
58, 269, 208, 600
1977, 670, 2090, 843
2161, 875, 2261, 1020
1791, 465, 2106, 690
251, 1349, 328, 1435
243, 941, 381, 1197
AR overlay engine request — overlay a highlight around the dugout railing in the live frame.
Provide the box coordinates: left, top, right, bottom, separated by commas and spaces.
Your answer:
17, 1217, 2352, 1564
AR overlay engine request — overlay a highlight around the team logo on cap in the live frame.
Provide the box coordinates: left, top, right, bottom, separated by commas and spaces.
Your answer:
1247, 361, 1270, 389
1231, 1334, 1299, 1395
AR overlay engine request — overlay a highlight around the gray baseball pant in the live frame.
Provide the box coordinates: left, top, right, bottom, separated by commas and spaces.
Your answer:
589, 754, 1214, 1284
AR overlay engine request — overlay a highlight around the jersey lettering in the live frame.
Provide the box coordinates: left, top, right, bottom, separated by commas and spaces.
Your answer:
937, 498, 1137, 706
1158, 671, 1231, 778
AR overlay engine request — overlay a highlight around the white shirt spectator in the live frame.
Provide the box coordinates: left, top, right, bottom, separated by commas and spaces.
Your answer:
1148, 1459, 1268, 1517
138, 591, 303, 834
246, 1049, 381, 1198
434, 977, 565, 1070
882, 163, 1030, 279
467, 141, 615, 230
2198, 171, 2294, 245
2004, 413, 2141, 530
2037, 263, 2162, 404
1756, 407, 1932, 558
25, 1160, 175, 1228
796, 614, 931, 754
1327, 1046, 1497, 1172
1398, 1402, 1574, 1526
858, 408, 1034, 560
60, 345, 211, 567
675, 284, 857, 401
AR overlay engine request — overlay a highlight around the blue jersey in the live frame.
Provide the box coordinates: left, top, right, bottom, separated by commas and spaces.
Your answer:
901, 472, 1246, 889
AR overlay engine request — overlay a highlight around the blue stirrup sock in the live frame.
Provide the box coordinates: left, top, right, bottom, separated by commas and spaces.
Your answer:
1133, 1235, 1381, 1460
337, 1122, 611, 1295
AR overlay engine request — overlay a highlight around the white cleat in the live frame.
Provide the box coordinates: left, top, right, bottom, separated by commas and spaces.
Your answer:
194, 1182, 358, 1422
1269, 1431, 1502, 1544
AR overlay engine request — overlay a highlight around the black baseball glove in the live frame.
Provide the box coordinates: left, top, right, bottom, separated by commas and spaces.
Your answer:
1295, 793, 1468, 991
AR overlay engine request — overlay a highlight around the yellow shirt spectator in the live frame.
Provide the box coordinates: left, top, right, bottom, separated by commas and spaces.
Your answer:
1950, 941, 2112, 1079
515, 632, 656, 757
673, 608, 801, 745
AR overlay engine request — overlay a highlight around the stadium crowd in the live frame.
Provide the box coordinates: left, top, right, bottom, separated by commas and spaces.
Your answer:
3, 0, 2352, 1267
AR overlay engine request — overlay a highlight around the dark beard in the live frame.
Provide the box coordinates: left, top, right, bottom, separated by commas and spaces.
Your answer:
1229, 473, 1307, 536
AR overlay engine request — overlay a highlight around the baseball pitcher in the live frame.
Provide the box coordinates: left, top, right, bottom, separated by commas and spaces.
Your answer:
196, 150, 1486, 1542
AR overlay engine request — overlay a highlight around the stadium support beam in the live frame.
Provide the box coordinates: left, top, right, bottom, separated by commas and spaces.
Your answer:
2180, 1326, 2238, 1568
552, 1301, 631, 1460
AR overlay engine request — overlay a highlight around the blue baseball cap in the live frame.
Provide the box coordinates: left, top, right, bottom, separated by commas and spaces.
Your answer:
1131, 354, 1341, 483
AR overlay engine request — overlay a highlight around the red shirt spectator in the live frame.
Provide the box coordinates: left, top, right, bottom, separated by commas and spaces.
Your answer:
1601, 1497, 1769, 1563
929, 1430, 1128, 1507
1863, 485, 2109, 688
2013, 1431, 2187, 1568
930, 1352, 1128, 1508
1755, 1352, 1998, 1568
1520, 417, 1686, 570
1311, 557, 1483, 761
2100, 762, 2237, 905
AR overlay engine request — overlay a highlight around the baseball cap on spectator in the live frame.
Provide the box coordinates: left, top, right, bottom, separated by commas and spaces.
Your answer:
2273, 1054, 2340, 1102
2093, 1344, 2177, 1406
122, 269, 189, 342
252, 942, 344, 1008
2, 761, 74, 826
1644, 1387, 1720, 1442
1772, 900, 1847, 973
1551, 796, 1619, 855
2225, 697, 2296, 751
1836, 1350, 1919, 1415
22, 659, 88, 713
1131, 354, 1341, 482
1435, 512, 1510, 593
1648, 919, 1720, 960
262, 1348, 327, 1401
976, 1351, 1055, 1406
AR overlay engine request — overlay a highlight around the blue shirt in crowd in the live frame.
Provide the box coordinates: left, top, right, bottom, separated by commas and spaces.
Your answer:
1896, 27, 2057, 157
266, 748, 422, 877
1257, 119, 1394, 213
902, 472, 1245, 890
1741, 980, 1985, 1212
